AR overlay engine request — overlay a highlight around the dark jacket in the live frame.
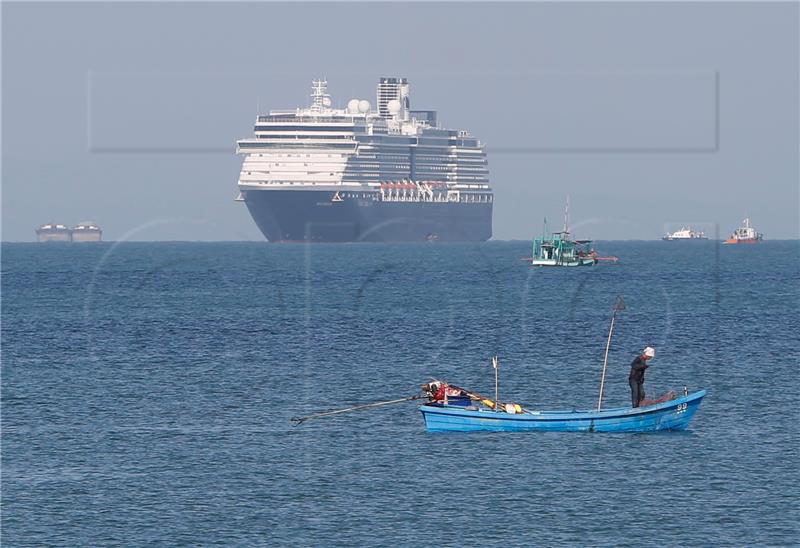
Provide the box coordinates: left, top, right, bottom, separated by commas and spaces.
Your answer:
629, 356, 649, 383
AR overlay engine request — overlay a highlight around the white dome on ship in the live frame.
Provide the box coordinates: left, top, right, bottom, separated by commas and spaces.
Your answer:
347, 99, 360, 113
322, 97, 332, 107
358, 100, 370, 113
387, 99, 402, 115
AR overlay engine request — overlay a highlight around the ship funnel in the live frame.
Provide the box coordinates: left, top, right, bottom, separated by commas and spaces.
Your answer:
377, 77, 409, 119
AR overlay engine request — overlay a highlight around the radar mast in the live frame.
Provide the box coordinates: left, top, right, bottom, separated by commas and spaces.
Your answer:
310, 79, 332, 113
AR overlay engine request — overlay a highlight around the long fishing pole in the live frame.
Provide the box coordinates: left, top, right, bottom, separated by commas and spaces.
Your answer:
597, 295, 626, 411
291, 394, 425, 425
493, 355, 499, 412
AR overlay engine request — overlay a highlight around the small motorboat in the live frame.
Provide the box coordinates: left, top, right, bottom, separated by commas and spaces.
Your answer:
419, 389, 706, 433
291, 297, 705, 434
419, 297, 705, 433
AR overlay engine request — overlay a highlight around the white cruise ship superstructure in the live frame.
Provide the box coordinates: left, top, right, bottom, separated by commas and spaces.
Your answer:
236, 77, 492, 242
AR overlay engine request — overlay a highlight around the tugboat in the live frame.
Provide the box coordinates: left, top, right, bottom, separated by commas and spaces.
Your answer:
662, 227, 707, 240
723, 218, 763, 244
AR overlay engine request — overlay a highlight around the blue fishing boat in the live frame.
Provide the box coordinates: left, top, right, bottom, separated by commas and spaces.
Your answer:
419, 389, 706, 433
419, 298, 705, 433
292, 298, 705, 434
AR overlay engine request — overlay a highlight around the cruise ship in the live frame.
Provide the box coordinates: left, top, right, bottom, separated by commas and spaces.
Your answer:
236, 78, 492, 242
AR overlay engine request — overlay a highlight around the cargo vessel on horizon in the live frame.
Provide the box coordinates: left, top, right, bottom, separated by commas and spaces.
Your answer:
35, 223, 71, 243
35, 222, 102, 242
236, 77, 492, 242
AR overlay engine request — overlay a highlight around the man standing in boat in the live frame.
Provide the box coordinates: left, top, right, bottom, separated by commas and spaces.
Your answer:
629, 347, 655, 407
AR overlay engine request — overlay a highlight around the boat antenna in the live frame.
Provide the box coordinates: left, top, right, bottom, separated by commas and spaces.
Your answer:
563, 194, 570, 235
597, 295, 626, 411
492, 355, 499, 412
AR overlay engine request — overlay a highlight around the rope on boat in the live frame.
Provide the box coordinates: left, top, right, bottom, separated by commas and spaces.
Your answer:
290, 394, 426, 425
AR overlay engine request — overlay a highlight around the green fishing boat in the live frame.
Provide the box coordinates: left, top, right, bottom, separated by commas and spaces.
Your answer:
528, 197, 600, 267
531, 230, 598, 267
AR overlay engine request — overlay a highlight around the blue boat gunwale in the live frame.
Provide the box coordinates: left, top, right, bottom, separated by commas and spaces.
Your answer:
419, 389, 707, 423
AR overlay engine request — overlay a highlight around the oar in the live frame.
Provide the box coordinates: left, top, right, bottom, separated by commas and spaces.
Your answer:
290, 394, 425, 425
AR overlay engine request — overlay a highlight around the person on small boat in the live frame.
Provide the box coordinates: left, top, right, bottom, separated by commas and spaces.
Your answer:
422, 381, 448, 403
422, 381, 466, 405
629, 346, 655, 407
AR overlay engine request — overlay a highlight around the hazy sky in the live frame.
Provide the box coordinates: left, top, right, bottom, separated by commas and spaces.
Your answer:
2, 2, 798, 241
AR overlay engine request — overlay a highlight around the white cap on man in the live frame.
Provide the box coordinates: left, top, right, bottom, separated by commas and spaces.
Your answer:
643, 346, 656, 358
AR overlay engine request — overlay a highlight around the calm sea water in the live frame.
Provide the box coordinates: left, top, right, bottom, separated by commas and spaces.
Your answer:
2, 240, 798, 546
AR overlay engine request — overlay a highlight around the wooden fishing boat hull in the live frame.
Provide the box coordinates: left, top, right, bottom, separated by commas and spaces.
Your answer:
530, 257, 597, 267
420, 390, 706, 433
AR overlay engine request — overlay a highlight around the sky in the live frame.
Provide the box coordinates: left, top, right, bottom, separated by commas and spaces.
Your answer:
2, 1, 798, 241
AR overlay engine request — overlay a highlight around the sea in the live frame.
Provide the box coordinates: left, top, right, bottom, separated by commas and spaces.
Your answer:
2, 240, 798, 546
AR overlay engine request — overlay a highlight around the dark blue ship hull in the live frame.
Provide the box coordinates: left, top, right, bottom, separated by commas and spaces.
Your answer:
243, 189, 492, 242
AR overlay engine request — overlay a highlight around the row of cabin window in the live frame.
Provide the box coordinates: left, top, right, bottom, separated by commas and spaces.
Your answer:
351, 191, 493, 202
245, 172, 338, 176
461, 195, 493, 203
253, 153, 344, 158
